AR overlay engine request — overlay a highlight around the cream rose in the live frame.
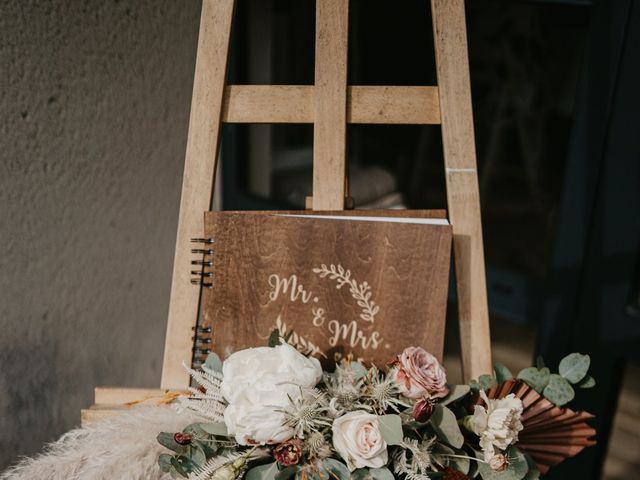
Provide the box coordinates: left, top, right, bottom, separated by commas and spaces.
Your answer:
221, 342, 322, 445
331, 411, 388, 471
472, 391, 524, 461
391, 346, 449, 399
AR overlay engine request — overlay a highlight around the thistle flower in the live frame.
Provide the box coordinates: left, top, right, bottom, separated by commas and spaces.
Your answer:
323, 365, 366, 411
282, 388, 331, 438
362, 367, 409, 413
393, 437, 438, 480
304, 431, 333, 460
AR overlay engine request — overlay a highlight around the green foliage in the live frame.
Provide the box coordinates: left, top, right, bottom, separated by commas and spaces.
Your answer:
516, 367, 550, 394
441, 385, 471, 406
558, 353, 590, 384
494, 363, 514, 383
200, 422, 230, 436
378, 414, 403, 446
430, 404, 464, 448
204, 352, 223, 373
323, 459, 351, 480
577, 375, 596, 389
543, 374, 575, 406
349, 361, 369, 381
470, 374, 498, 392
476, 447, 528, 480
247, 461, 279, 480
436, 443, 470, 474
157, 432, 184, 454
275, 466, 299, 480
352, 467, 395, 480
518, 353, 595, 406
268, 329, 282, 347
158, 453, 173, 472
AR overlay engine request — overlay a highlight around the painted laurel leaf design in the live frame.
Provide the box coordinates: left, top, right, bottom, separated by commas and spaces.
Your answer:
276, 316, 327, 358
312, 264, 379, 323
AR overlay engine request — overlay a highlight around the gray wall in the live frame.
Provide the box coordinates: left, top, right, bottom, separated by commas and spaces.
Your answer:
0, 0, 202, 469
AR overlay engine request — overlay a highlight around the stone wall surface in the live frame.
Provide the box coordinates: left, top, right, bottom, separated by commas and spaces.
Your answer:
0, 0, 201, 469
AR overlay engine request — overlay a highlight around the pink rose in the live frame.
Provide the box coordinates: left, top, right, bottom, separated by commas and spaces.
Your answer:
391, 346, 449, 399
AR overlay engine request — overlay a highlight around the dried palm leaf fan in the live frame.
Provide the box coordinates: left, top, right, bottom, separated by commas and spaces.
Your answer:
476, 379, 596, 474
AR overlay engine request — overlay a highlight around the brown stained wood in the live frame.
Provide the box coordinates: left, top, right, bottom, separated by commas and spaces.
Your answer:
161, 0, 236, 389
222, 85, 441, 125
313, 0, 349, 211
200, 211, 452, 367
431, 0, 492, 381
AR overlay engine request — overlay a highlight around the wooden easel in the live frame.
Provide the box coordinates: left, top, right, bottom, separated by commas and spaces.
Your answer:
83, 0, 491, 421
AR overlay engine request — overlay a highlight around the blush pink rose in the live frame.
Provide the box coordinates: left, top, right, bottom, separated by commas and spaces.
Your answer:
391, 346, 449, 399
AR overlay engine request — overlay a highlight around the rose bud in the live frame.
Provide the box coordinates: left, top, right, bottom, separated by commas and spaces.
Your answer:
413, 399, 435, 422
174, 432, 192, 445
273, 439, 303, 467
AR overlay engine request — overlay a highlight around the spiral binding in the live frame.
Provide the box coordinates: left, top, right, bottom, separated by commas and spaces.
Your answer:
190, 238, 215, 365
190, 237, 215, 288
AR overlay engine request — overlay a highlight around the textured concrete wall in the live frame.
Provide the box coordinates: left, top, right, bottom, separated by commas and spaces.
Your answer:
0, 0, 201, 469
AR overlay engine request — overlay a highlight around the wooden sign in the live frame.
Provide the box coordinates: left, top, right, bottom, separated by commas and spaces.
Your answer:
196, 210, 452, 367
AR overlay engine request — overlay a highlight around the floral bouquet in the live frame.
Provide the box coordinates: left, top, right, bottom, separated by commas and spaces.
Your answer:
158, 336, 596, 480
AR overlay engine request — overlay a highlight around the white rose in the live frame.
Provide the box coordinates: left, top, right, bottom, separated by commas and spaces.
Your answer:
332, 411, 388, 471
472, 391, 524, 461
221, 342, 322, 445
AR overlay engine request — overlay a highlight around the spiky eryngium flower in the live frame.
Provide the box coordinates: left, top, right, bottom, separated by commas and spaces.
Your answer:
393, 437, 438, 480
323, 364, 366, 411
282, 388, 331, 438
362, 367, 409, 414
175, 363, 226, 422
304, 431, 333, 460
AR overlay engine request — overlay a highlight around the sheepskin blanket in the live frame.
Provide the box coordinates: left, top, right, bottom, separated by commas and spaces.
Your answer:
0, 406, 200, 480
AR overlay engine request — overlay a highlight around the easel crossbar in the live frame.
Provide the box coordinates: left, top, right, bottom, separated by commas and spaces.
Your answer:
222, 85, 441, 125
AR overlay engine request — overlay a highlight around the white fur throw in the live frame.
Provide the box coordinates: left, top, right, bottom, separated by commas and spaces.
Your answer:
1, 406, 200, 480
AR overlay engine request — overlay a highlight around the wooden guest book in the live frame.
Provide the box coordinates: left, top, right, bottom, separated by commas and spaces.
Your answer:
191, 210, 452, 367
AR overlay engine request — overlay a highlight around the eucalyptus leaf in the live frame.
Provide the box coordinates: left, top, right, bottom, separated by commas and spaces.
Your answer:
184, 423, 208, 437
543, 374, 575, 406
559, 353, 590, 384
203, 352, 223, 373
324, 458, 351, 480
350, 361, 368, 380
494, 363, 514, 383
351, 468, 372, 480
517, 367, 550, 394
535, 356, 546, 369
436, 444, 469, 474
378, 414, 403, 445
275, 466, 299, 480
199, 422, 230, 437
268, 329, 281, 347
369, 467, 395, 480
478, 374, 498, 390
189, 443, 207, 467
577, 375, 596, 389
430, 404, 464, 448
247, 462, 279, 480
441, 385, 471, 406
476, 447, 528, 480
158, 454, 173, 473
157, 432, 184, 453
193, 439, 217, 458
